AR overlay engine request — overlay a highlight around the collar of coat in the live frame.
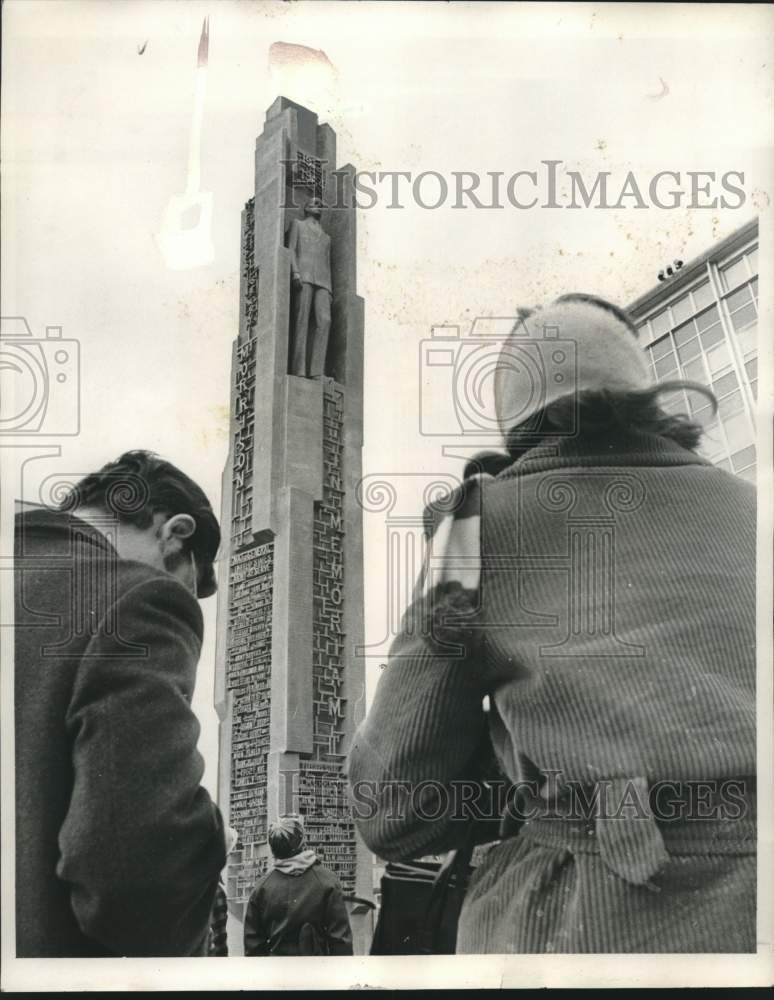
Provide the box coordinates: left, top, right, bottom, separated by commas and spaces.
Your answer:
272, 849, 319, 876
498, 429, 713, 479
15, 506, 119, 555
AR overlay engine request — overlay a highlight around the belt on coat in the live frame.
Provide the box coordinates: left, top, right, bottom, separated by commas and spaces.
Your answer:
498, 775, 756, 887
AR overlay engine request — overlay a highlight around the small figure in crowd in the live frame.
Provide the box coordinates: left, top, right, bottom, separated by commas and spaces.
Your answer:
244, 816, 353, 956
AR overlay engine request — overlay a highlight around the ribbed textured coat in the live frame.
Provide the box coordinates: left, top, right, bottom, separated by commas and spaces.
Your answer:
348, 431, 756, 953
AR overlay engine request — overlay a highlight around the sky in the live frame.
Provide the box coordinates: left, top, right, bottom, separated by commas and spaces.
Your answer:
3, 0, 773, 795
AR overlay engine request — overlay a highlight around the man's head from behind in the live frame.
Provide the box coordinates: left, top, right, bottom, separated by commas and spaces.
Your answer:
267, 816, 306, 859
60, 450, 220, 599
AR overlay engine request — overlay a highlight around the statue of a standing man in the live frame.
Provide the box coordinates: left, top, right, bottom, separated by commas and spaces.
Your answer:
288, 197, 332, 378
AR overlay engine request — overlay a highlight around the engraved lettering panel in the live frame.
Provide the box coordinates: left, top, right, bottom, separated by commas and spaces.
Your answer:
232, 333, 256, 549
292, 151, 324, 201
242, 197, 258, 335
304, 381, 355, 892
226, 542, 273, 901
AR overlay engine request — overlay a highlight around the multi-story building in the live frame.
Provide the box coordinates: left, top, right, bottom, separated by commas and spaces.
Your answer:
628, 217, 758, 482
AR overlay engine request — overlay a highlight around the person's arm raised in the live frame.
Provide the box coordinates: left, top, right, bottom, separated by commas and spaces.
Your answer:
348, 477, 496, 861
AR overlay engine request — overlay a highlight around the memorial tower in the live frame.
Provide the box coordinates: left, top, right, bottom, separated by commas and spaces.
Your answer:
213, 97, 371, 948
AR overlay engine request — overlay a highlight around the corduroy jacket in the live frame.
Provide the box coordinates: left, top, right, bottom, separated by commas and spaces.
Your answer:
348, 430, 756, 870
14, 508, 226, 957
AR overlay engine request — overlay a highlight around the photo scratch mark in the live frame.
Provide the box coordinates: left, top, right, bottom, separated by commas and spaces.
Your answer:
269, 40, 337, 75
646, 77, 670, 101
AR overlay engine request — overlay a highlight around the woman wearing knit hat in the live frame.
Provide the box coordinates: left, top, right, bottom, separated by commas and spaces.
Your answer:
243, 816, 353, 956
349, 295, 755, 953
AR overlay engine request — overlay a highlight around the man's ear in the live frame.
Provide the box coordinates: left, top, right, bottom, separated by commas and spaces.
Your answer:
160, 514, 196, 548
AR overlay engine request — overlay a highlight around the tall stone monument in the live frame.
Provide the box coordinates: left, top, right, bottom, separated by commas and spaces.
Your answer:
213, 97, 371, 950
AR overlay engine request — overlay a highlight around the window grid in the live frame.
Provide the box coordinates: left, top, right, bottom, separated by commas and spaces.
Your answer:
720, 245, 758, 293
720, 262, 758, 418
634, 239, 757, 481
643, 268, 757, 478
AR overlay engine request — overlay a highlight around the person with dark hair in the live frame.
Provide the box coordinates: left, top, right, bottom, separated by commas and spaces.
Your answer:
349, 296, 755, 953
58, 449, 221, 598
14, 450, 226, 957
243, 816, 353, 956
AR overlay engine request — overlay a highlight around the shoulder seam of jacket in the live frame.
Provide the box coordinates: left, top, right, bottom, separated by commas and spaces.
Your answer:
111, 572, 203, 635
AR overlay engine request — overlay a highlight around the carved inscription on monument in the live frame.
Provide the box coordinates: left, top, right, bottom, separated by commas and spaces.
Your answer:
232, 335, 256, 549
299, 761, 357, 892
225, 301, 271, 903
231, 847, 268, 904
226, 542, 274, 901
242, 197, 258, 335
292, 150, 325, 201
302, 380, 356, 892
313, 382, 346, 758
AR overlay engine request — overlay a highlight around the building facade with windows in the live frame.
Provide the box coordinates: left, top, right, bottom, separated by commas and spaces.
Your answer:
628, 218, 758, 482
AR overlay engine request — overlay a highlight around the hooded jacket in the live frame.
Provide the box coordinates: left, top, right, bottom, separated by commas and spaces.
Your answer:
243, 857, 353, 957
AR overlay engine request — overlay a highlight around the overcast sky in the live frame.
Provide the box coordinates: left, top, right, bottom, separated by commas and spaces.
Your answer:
3, 0, 772, 794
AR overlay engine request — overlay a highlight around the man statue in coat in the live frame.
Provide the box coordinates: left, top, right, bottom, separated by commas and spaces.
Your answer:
288, 197, 332, 378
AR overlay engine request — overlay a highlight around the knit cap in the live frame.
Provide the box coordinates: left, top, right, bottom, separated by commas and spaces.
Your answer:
493, 299, 652, 440
267, 816, 306, 859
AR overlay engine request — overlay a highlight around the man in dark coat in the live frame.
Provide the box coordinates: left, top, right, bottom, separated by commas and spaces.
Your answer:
243, 816, 353, 956
14, 450, 227, 957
